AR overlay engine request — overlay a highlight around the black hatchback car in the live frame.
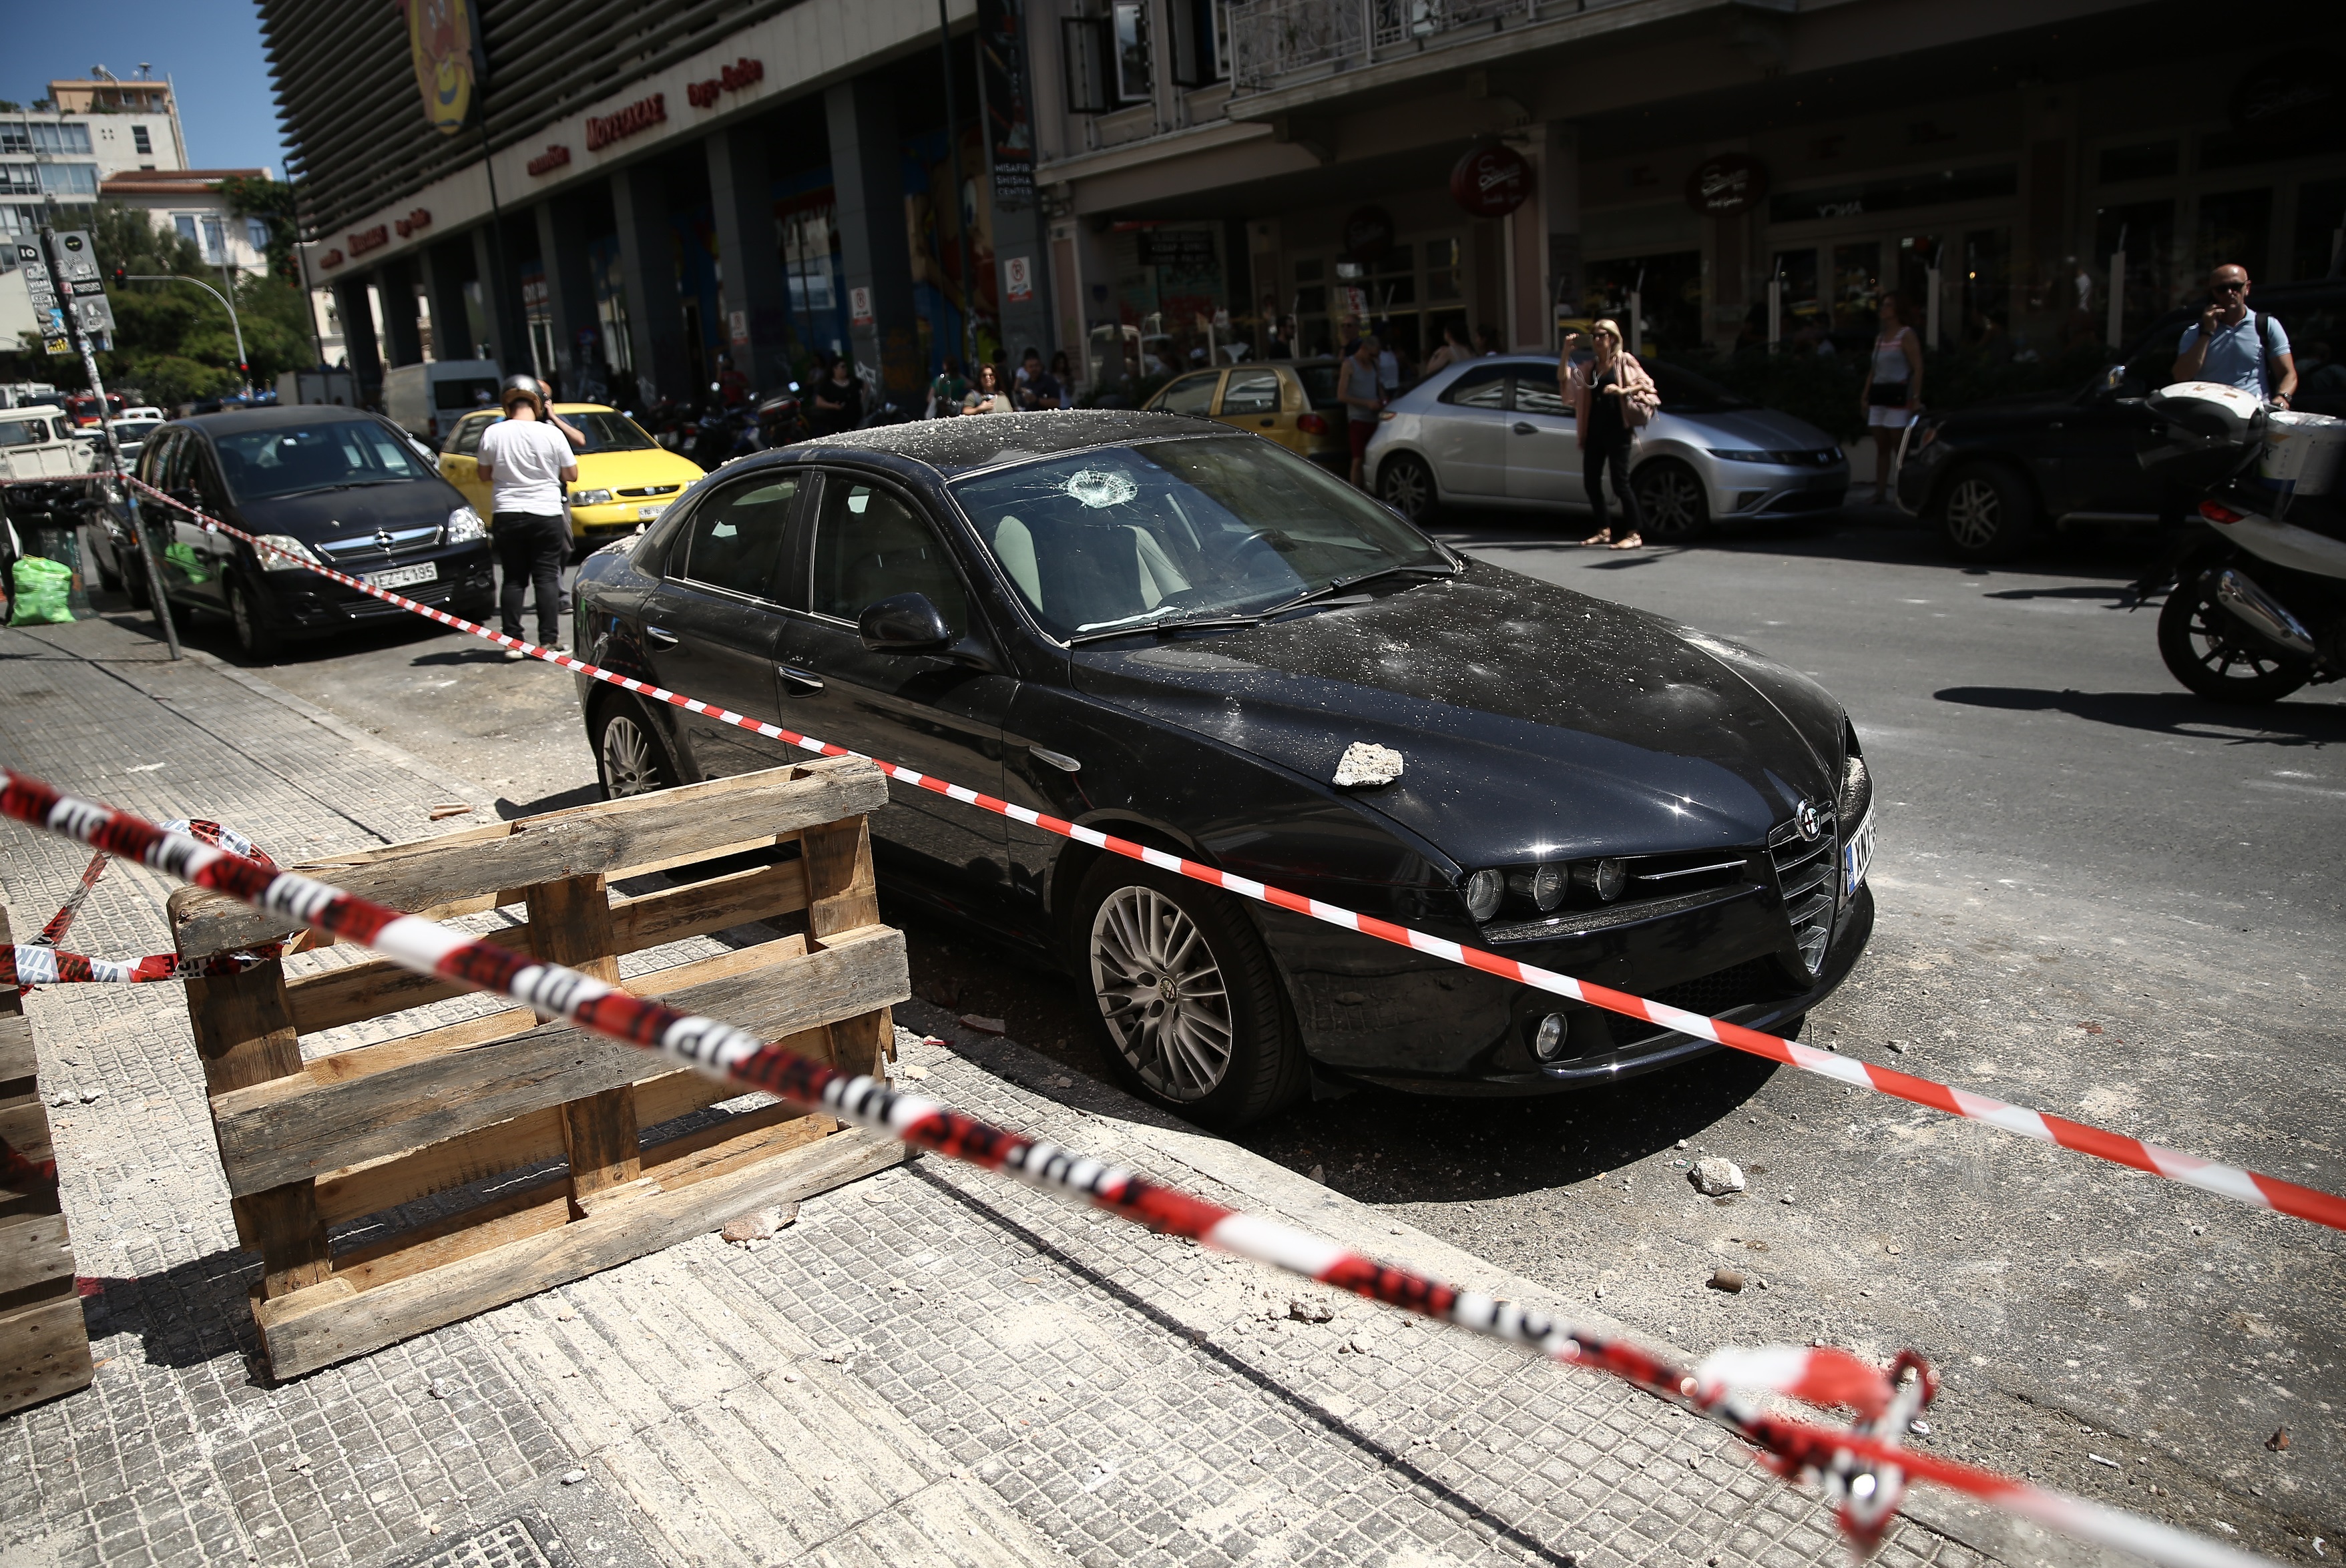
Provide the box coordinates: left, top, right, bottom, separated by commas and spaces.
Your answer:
1897, 278, 2346, 559
89, 405, 495, 657
573, 413, 1876, 1127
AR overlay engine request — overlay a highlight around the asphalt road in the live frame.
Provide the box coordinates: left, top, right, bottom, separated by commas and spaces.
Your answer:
144, 503, 2345, 1561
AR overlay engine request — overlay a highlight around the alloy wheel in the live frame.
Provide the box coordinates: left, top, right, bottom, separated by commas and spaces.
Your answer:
598, 713, 665, 797
1089, 884, 1234, 1102
1943, 477, 2002, 551
1380, 459, 1431, 521
2182, 590, 2293, 685
1636, 464, 1706, 538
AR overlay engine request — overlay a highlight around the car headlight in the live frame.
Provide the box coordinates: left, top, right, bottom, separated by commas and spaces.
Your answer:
445, 505, 485, 542
1570, 858, 1626, 902
1706, 448, 1774, 463
1507, 863, 1568, 912
1463, 869, 1505, 922
570, 488, 614, 506
253, 533, 318, 568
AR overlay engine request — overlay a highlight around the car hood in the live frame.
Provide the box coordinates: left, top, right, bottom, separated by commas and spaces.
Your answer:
575, 447, 705, 489
1663, 407, 1838, 449
228, 477, 463, 539
1071, 561, 1845, 870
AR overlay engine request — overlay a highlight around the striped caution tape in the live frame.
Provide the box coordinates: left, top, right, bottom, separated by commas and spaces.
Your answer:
0, 765, 2276, 1568
4, 819, 280, 993
121, 474, 2346, 1236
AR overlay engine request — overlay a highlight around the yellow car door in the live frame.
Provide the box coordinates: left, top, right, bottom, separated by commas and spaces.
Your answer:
437, 412, 495, 515
1214, 366, 1294, 451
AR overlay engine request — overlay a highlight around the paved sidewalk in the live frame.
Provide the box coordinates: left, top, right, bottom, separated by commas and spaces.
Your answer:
0, 617, 2047, 1568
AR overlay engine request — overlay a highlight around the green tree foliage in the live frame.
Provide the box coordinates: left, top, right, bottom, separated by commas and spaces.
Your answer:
75, 200, 316, 409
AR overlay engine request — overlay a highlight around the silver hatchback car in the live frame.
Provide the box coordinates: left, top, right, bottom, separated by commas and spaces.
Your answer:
1363, 355, 1848, 537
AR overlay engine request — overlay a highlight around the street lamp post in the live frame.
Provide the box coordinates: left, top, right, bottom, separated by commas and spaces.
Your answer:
125, 271, 250, 399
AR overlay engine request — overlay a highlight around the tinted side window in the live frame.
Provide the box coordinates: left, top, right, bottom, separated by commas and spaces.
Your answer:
1514, 377, 1570, 418
678, 473, 798, 599
1440, 365, 1511, 409
1219, 368, 1281, 415
810, 477, 968, 633
139, 429, 179, 485
1158, 371, 1220, 416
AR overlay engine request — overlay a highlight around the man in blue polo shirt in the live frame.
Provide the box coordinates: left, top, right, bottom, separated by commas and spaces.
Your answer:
2172, 262, 2298, 408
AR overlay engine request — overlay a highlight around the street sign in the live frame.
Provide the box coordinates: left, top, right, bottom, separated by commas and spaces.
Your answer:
14, 242, 69, 356
41, 232, 113, 352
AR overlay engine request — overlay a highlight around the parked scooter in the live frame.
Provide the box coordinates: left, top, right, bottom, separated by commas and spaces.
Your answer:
2133, 380, 2346, 702
756, 385, 808, 449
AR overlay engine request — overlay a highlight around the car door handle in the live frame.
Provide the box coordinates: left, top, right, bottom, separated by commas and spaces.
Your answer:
646, 623, 679, 648
1258, 418, 1277, 427
1513, 422, 1538, 434
1029, 745, 1082, 774
779, 664, 825, 694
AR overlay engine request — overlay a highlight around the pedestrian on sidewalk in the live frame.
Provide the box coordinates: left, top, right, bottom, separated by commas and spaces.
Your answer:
1016, 348, 1062, 411
810, 356, 864, 436
1562, 318, 1657, 549
1340, 334, 1384, 488
1857, 294, 1924, 505
475, 378, 577, 660
928, 356, 969, 419
2171, 262, 2297, 406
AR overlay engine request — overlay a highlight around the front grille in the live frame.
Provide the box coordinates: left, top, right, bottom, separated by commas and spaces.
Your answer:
1769, 809, 1839, 976
1604, 957, 1798, 1049
316, 524, 441, 565
616, 483, 682, 497
1763, 489, 1847, 513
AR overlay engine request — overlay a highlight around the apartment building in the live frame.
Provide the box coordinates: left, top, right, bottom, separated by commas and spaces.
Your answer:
3, 70, 190, 238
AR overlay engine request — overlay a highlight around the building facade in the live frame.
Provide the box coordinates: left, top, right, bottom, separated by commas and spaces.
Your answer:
3, 73, 190, 236
99, 170, 275, 280
1027, 0, 2346, 379
272, 0, 1055, 411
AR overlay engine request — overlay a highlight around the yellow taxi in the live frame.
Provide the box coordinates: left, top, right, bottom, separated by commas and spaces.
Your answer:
1142, 360, 1350, 472
439, 403, 704, 556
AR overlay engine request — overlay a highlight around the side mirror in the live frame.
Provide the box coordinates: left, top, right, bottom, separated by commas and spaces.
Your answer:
2102, 364, 2126, 393
858, 591, 953, 653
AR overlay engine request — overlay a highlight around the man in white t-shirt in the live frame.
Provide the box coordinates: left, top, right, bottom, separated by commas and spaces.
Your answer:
475, 380, 579, 659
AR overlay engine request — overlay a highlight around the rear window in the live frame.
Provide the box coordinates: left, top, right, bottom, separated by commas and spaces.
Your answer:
1439, 364, 1511, 409
1295, 364, 1343, 408
434, 376, 501, 412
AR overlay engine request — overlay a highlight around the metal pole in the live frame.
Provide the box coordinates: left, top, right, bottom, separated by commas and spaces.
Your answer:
478, 108, 515, 373
127, 272, 246, 393
940, 0, 977, 376
2106, 224, 2128, 350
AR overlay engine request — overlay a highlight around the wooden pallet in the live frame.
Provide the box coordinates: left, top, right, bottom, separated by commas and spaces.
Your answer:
169, 758, 910, 1379
0, 900, 96, 1415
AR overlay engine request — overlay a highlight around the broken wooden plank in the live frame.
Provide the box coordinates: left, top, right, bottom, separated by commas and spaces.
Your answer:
0, 1290, 94, 1415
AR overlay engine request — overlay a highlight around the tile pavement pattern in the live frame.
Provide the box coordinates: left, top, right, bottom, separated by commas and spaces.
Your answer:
0, 617, 2017, 1567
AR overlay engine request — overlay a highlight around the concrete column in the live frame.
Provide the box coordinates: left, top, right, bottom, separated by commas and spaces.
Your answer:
334, 277, 383, 396
533, 195, 600, 394
706, 125, 792, 395
1543, 122, 1581, 346
610, 164, 692, 405
415, 242, 474, 362
824, 76, 923, 403
377, 260, 425, 366
470, 224, 528, 374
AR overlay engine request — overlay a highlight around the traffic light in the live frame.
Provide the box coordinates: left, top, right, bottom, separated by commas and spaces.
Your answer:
110, 265, 126, 288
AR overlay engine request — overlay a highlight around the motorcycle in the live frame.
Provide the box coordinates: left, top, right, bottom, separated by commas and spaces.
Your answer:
2132, 380, 2346, 703
756, 385, 808, 449
686, 403, 760, 470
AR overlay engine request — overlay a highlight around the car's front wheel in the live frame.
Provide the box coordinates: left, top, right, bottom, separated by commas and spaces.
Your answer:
1075, 858, 1303, 1129
1378, 454, 1437, 523
1632, 459, 1709, 541
226, 576, 281, 660
1936, 462, 2034, 560
593, 697, 682, 798
2156, 571, 2313, 704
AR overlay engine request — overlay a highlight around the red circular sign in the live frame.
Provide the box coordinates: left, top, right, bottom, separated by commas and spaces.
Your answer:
1449, 143, 1530, 219
1341, 206, 1396, 262
1685, 154, 1768, 217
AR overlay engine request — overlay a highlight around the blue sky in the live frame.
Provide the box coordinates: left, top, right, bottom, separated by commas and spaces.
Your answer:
7, 1, 292, 175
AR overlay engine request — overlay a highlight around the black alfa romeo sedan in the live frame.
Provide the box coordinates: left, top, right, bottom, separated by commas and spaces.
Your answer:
93, 405, 495, 658
572, 412, 1877, 1127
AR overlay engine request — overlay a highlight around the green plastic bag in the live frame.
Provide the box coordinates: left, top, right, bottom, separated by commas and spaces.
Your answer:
8, 554, 73, 625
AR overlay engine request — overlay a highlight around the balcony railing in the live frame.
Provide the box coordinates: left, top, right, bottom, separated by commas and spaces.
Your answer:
1228, 0, 1622, 95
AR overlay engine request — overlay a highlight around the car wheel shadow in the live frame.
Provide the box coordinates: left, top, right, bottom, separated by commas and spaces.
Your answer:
1934, 685, 2346, 742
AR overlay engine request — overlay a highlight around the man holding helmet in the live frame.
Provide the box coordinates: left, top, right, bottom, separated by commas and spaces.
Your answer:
475, 374, 578, 660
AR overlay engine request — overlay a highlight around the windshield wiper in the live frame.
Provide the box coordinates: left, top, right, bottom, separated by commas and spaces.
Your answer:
1270, 560, 1461, 616
1065, 561, 1460, 645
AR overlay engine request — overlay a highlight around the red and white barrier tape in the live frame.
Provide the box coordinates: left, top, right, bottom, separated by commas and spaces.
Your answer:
0, 766, 2274, 1568
5, 819, 280, 991
120, 474, 2346, 1236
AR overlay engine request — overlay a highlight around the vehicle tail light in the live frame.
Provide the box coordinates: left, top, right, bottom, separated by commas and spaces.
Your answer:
1297, 413, 1327, 435
2198, 499, 2245, 525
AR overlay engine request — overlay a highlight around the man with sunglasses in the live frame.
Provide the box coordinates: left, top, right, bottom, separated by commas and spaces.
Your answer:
2172, 263, 2298, 408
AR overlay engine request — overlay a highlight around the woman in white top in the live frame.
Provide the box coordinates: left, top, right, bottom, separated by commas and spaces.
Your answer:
1857, 294, 1924, 505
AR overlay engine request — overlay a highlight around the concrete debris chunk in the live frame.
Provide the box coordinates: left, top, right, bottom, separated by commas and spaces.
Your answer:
1288, 1298, 1335, 1324
1332, 741, 1405, 788
561, 1468, 588, 1485
2267, 1426, 2290, 1451
1707, 1268, 1745, 1294
721, 1202, 800, 1244
1688, 1157, 1745, 1196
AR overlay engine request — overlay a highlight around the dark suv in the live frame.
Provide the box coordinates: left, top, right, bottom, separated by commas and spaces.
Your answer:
1895, 278, 2346, 559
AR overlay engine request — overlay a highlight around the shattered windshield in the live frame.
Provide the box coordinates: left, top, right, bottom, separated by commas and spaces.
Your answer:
948, 437, 1450, 641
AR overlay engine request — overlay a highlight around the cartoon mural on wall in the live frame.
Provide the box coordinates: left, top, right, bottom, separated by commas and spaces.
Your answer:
401, 0, 486, 136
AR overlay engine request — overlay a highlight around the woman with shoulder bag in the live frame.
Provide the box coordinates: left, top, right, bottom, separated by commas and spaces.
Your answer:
1562, 319, 1660, 549
1858, 294, 1923, 505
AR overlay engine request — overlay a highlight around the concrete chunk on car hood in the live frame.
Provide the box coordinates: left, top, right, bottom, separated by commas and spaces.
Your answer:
1072, 561, 1843, 870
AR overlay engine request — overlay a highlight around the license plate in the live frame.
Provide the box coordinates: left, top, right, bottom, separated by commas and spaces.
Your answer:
638, 503, 666, 520
1843, 807, 1876, 896
365, 561, 439, 590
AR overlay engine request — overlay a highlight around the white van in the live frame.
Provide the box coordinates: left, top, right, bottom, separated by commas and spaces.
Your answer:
0, 406, 97, 481
382, 359, 503, 445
